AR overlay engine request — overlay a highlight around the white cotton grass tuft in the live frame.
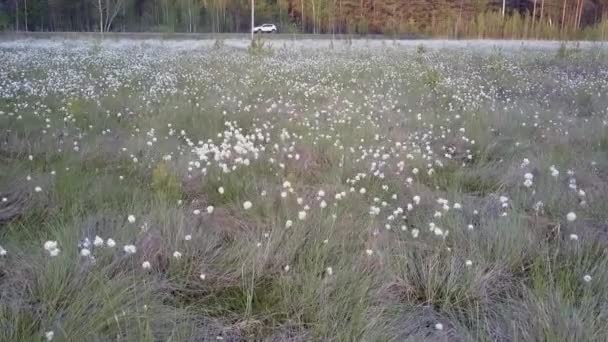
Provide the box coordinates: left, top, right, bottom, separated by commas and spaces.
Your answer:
44, 240, 60, 256
583, 274, 592, 283
298, 211, 307, 220
45, 331, 54, 341
123, 245, 137, 254
106, 238, 116, 248
0, 246, 6, 256
142, 261, 151, 270
93, 236, 104, 247
566, 212, 577, 222
207, 206, 214, 214
127, 215, 136, 223
434, 323, 444, 330
243, 201, 253, 210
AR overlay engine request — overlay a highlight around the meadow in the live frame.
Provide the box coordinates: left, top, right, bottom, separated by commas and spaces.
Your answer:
1, 38, 608, 341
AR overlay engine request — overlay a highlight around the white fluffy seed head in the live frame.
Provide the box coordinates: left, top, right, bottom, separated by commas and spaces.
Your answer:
566, 212, 577, 222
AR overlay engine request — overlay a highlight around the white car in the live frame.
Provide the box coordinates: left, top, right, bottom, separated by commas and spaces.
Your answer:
253, 24, 277, 33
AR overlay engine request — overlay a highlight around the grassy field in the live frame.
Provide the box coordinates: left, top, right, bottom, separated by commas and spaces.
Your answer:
1, 39, 608, 341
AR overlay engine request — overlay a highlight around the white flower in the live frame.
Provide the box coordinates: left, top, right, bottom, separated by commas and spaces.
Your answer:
550, 165, 559, 178
106, 238, 116, 248
326, 267, 333, 276
434, 323, 443, 330
298, 211, 307, 220
569, 234, 579, 241
243, 201, 253, 210
285, 220, 293, 228
218, 187, 225, 194
365, 249, 373, 256
123, 245, 137, 254
44, 240, 58, 251
193, 209, 201, 215
200, 273, 206, 280
523, 179, 533, 188
184, 234, 192, 241
34, 186, 42, 192
566, 212, 577, 222
318, 190, 325, 197
0, 246, 7, 256
467, 224, 474, 230
524, 172, 534, 180
93, 236, 104, 247
284, 265, 290, 272
142, 261, 151, 269
413, 195, 421, 205
453, 203, 462, 210
80, 248, 91, 257
173, 251, 182, 259
359, 188, 367, 194
411, 229, 419, 238
207, 206, 214, 214
320, 200, 327, 208
583, 274, 592, 282
44, 240, 61, 256
45, 331, 54, 341
127, 215, 136, 223
465, 260, 473, 267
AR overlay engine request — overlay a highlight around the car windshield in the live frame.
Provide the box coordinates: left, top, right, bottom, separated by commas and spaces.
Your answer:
263, 24, 272, 27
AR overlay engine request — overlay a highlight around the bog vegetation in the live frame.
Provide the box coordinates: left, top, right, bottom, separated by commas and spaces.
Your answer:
1, 39, 608, 341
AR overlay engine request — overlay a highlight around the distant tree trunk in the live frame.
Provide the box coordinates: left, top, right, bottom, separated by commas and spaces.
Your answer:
15, 0, 19, 31
561, 0, 566, 33
301, 0, 304, 32
532, 0, 537, 29
99, 0, 104, 32
251, 0, 254, 40
24, 0, 28, 31
540, 0, 545, 26
576, 0, 584, 28
311, 0, 316, 33
501, 0, 505, 18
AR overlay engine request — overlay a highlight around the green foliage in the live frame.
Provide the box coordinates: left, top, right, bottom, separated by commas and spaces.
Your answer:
151, 162, 182, 200
0, 11, 9, 31
213, 38, 224, 50
248, 36, 272, 56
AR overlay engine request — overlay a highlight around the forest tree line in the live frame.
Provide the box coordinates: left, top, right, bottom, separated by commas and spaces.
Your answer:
1, 0, 607, 39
